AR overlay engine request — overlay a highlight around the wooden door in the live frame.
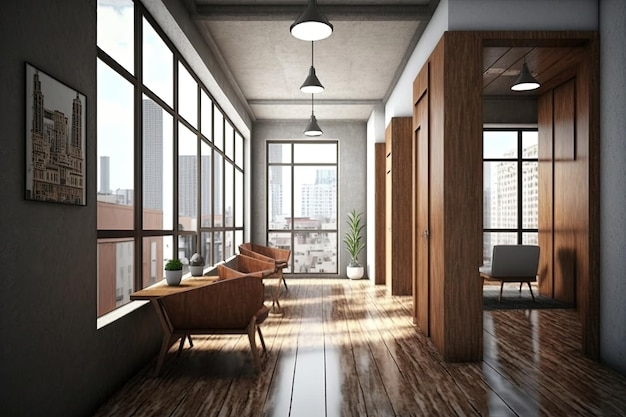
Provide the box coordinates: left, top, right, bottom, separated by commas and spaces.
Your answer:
385, 143, 392, 288
414, 87, 430, 334
374, 143, 386, 285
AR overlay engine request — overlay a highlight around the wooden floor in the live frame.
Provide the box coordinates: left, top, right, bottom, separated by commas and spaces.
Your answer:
93, 279, 626, 417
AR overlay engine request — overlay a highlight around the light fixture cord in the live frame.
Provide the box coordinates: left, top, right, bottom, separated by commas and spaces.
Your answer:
311, 94, 314, 115
311, 41, 314, 66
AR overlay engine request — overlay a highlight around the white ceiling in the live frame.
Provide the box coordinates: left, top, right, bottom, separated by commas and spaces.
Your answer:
185, 0, 439, 121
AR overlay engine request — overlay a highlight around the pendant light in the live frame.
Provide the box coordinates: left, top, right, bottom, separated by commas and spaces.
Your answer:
304, 94, 323, 136
300, 41, 324, 94
511, 62, 540, 91
290, 0, 333, 42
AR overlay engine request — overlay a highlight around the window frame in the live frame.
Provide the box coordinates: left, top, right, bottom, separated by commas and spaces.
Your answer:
96, 0, 245, 318
482, 127, 538, 263
266, 140, 339, 275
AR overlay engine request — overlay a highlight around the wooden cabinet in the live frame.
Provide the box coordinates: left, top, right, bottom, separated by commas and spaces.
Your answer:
385, 117, 413, 295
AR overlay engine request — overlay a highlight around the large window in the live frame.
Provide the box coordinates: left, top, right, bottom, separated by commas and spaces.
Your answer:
267, 141, 338, 274
96, 0, 245, 317
483, 128, 538, 263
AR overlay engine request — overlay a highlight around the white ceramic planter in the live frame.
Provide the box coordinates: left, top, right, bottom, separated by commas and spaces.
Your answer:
347, 265, 364, 280
189, 265, 204, 277
165, 269, 183, 286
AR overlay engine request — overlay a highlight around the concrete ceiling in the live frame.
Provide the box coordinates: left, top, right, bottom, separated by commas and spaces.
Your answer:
185, 0, 439, 121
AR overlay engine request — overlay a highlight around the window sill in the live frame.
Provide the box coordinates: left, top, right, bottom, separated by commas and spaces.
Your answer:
96, 269, 219, 329
97, 299, 149, 330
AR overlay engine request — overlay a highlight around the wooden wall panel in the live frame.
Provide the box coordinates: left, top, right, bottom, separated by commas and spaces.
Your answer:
441, 32, 483, 362
385, 134, 392, 288
426, 38, 445, 354
538, 92, 554, 297
413, 64, 430, 334
415, 32, 482, 362
385, 117, 413, 295
553, 79, 577, 304
532, 33, 599, 359
374, 143, 386, 285
575, 37, 600, 359
411, 30, 598, 363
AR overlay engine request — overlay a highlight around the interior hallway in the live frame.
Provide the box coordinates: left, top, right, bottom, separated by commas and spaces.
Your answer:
93, 279, 626, 416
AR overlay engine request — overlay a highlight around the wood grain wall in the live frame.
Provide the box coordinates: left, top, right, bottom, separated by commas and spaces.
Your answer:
553, 79, 577, 304
538, 92, 554, 298
576, 38, 600, 359
412, 63, 430, 334
413, 32, 483, 362
441, 32, 483, 362
410, 30, 598, 362
375, 142, 386, 285
530, 32, 599, 359
385, 117, 413, 295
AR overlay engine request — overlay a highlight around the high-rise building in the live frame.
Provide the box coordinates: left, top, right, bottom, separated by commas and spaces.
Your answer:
301, 168, 336, 222
268, 144, 284, 223
143, 99, 164, 210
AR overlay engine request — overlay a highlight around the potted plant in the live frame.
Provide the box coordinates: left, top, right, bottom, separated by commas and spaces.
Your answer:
164, 258, 183, 286
189, 252, 205, 277
343, 209, 365, 279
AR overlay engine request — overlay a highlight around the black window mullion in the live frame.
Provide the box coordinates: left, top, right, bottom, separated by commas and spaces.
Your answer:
517, 129, 523, 244
133, 4, 143, 292
483, 128, 538, 247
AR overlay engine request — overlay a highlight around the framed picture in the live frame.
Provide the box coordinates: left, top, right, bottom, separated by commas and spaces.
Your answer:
25, 62, 86, 205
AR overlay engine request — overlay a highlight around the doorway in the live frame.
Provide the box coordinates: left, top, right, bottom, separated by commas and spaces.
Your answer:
480, 31, 600, 358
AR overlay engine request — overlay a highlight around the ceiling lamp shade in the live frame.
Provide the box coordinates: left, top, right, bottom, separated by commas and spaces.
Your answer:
301, 66, 324, 93
304, 94, 323, 136
511, 62, 540, 91
290, 0, 333, 41
301, 41, 324, 93
304, 114, 323, 136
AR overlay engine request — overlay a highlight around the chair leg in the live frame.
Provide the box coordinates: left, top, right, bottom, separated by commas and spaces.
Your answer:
257, 327, 267, 353
177, 336, 186, 356
519, 282, 523, 292
270, 276, 283, 315
499, 282, 504, 302
248, 320, 261, 372
282, 271, 288, 291
177, 334, 193, 356
527, 282, 535, 302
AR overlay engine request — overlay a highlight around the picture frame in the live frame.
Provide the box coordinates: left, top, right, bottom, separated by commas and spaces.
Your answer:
25, 62, 86, 205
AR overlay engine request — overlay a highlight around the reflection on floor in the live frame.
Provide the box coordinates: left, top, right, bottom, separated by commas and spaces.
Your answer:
93, 279, 626, 417
483, 282, 574, 310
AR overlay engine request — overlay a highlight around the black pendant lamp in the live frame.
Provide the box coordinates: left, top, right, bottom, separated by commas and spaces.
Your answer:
301, 41, 324, 94
511, 62, 540, 91
304, 94, 323, 136
290, 0, 333, 42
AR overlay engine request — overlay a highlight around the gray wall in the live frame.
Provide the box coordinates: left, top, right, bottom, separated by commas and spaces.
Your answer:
251, 121, 368, 277
600, 0, 626, 375
483, 97, 537, 125
0, 0, 252, 416
0, 1, 162, 416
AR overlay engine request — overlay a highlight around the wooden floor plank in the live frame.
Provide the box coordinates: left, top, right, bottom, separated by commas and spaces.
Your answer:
261, 277, 308, 417
91, 279, 626, 417
327, 280, 386, 417
289, 280, 328, 417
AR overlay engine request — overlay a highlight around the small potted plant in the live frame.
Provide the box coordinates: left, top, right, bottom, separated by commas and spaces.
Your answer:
343, 209, 365, 279
189, 252, 205, 277
164, 258, 183, 286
